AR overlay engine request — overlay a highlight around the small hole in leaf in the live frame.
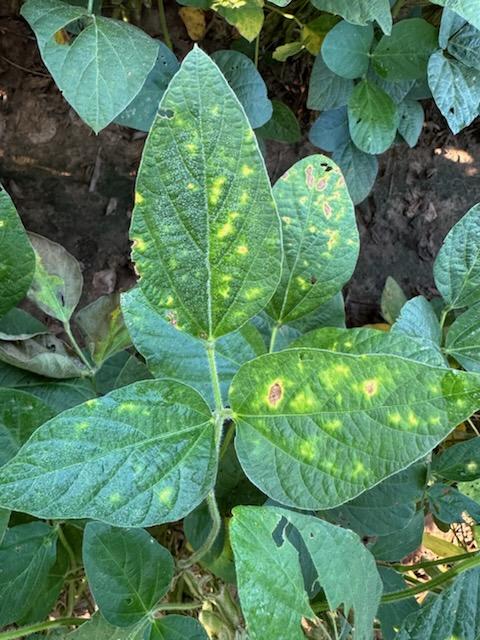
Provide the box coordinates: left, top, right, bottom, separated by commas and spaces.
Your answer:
158, 108, 175, 119
310, 275, 317, 284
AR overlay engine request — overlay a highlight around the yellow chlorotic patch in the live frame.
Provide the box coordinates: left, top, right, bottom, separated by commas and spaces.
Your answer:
429, 416, 441, 425
218, 222, 234, 239
428, 384, 440, 394
109, 493, 122, 504
222, 274, 233, 283
282, 216, 292, 225
245, 287, 262, 301
240, 191, 249, 204
296, 276, 309, 291
352, 461, 366, 477
76, 421, 89, 432
219, 286, 230, 299
241, 164, 254, 177
187, 182, 196, 190
209, 176, 226, 205
132, 237, 147, 252
344, 341, 352, 348
324, 419, 342, 432
210, 105, 220, 116
467, 461, 478, 473
309, 225, 317, 234
166, 296, 174, 307
134, 192, 144, 205
228, 211, 239, 221
299, 441, 316, 462
186, 142, 197, 153
388, 412, 402, 425
362, 379, 379, 398
86, 399, 97, 408
118, 402, 136, 413
335, 393, 343, 405
334, 364, 351, 377
456, 398, 467, 407
299, 196, 308, 205
289, 391, 314, 412
0, 220, 4, 228
158, 487, 174, 505
237, 245, 249, 255
408, 411, 419, 427
324, 228, 340, 251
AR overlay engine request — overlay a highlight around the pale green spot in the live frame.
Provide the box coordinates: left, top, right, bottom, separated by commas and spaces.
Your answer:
324, 419, 342, 432
118, 402, 137, 413
245, 287, 262, 301
241, 164, 254, 177
388, 412, 402, 425
299, 441, 316, 462
158, 487, 174, 506
218, 222, 234, 239
109, 492, 122, 504
237, 245, 249, 255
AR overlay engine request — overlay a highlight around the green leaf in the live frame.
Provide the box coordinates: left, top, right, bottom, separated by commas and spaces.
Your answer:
431, 0, 480, 31
323, 463, 427, 537
428, 50, 480, 134
434, 203, 480, 309
427, 482, 480, 524
381, 275, 407, 323
256, 100, 301, 143
377, 567, 419, 640
0, 361, 95, 412
0, 308, 46, 335
310, 0, 392, 35
372, 74, 415, 104
66, 612, 147, 639
391, 296, 442, 345
272, 41, 304, 62
229, 349, 480, 510
307, 55, 354, 111
0, 332, 87, 379
433, 437, 480, 481
398, 99, 424, 147
396, 566, 480, 639
0, 380, 217, 527
212, 50, 272, 129
446, 304, 480, 371
0, 509, 8, 545
21, 0, 159, 132
83, 522, 174, 626
230, 506, 314, 640
27, 233, 83, 322
131, 46, 281, 340
369, 508, 424, 561
76, 293, 131, 366
372, 18, 438, 80
309, 106, 349, 152
267, 155, 359, 324
290, 326, 447, 367
332, 141, 378, 204
0, 522, 57, 626
121, 287, 265, 406
114, 44, 180, 132
0, 185, 35, 318
213, 0, 264, 41
94, 351, 151, 396
149, 616, 208, 640
0, 388, 54, 466
231, 505, 382, 640
448, 23, 480, 70
348, 79, 399, 154
322, 22, 374, 79
439, 7, 467, 48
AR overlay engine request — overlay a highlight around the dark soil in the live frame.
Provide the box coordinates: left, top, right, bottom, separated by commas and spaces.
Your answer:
1, 6, 480, 326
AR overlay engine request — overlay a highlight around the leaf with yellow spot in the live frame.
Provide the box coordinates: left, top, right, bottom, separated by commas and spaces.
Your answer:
0, 379, 217, 527
0, 185, 35, 318
83, 522, 174, 626
267, 155, 359, 325
131, 47, 281, 340
230, 348, 480, 510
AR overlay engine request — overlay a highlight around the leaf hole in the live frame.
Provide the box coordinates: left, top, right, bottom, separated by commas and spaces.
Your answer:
158, 108, 175, 119
310, 275, 317, 285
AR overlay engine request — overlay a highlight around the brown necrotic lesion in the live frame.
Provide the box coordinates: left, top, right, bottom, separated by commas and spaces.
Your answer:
267, 382, 283, 407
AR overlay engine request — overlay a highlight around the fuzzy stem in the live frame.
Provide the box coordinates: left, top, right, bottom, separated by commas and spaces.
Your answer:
178, 490, 221, 568
157, 0, 173, 49
63, 321, 95, 376
0, 618, 86, 640
87, 0, 94, 13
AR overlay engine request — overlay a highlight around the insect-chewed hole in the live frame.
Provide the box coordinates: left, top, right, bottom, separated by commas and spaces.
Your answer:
158, 108, 175, 119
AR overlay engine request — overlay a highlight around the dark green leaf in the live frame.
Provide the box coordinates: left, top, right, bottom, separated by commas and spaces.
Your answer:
332, 140, 379, 204
322, 21, 374, 79
348, 79, 399, 154
0, 185, 35, 318
309, 106, 349, 152
377, 567, 419, 640
433, 437, 480, 481
428, 482, 480, 524
83, 522, 174, 626
212, 50, 272, 129
307, 55, 354, 111
131, 47, 281, 340
256, 100, 301, 143
21, 0, 159, 132
369, 508, 424, 561
149, 616, 208, 640
0, 522, 57, 626
94, 351, 151, 396
0, 380, 217, 527
0, 308, 46, 335
434, 203, 480, 309
391, 296, 442, 345
381, 276, 407, 323
439, 6, 467, 48
398, 99, 424, 147
230, 349, 480, 510
66, 612, 146, 639
267, 155, 359, 324
448, 23, 480, 70
372, 19, 438, 80
431, 0, 480, 31
310, 0, 392, 34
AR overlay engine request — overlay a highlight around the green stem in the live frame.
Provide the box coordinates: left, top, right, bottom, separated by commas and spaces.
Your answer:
439, 307, 450, 332
0, 618, 86, 640
178, 490, 221, 568
87, 0, 94, 13
63, 321, 95, 376
57, 525, 78, 617
391, 0, 407, 18
265, 4, 304, 28
313, 554, 480, 613
157, 0, 173, 50
269, 324, 280, 353
219, 421, 235, 459
155, 602, 203, 613
206, 341, 224, 418
382, 549, 480, 573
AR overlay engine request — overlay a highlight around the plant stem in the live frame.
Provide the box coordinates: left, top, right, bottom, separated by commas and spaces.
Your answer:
57, 525, 78, 616
391, 0, 407, 18
265, 4, 304, 28
439, 307, 450, 332
382, 549, 480, 573
157, 0, 173, 50
312, 553, 480, 612
178, 489, 221, 568
63, 321, 95, 376
87, 0, 94, 13
254, 34, 260, 68
220, 421, 235, 459
206, 341, 224, 419
269, 324, 279, 353
155, 602, 203, 613
0, 618, 86, 640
